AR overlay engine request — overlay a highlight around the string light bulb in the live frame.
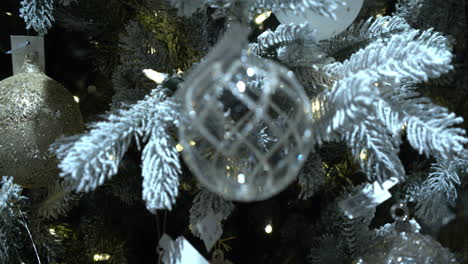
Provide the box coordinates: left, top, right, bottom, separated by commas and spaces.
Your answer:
143, 69, 168, 84
93, 253, 111, 262
264, 223, 273, 234
255, 11, 272, 24
176, 143, 184, 152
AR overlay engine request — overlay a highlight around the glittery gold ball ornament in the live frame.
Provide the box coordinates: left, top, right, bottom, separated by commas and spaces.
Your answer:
354, 204, 459, 264
0, 58, 83, 188
178, 25, 313, 201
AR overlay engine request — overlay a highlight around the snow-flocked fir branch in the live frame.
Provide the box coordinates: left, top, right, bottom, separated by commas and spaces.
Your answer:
344, 118, 405, 183
319, 15, 411, 60
51, 86, 182, 211
249, 22, 329, 67
0, 177, 25, 218
324, 29, 453, 83
36, 180, 79, 219
0, 177, 26, 263
189, 188, 234, 237
394, 0, 466, 37
142, 124, 181, 212
112, 21, 171, 108
409, 151, 468, 227
307, 190, 376, 263
19, 0, 54, 35
251, 0, 344, 20
297, 154, 325, 200
313, 27, 466, 182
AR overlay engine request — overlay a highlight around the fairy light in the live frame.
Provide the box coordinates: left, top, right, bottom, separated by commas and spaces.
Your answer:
255, 11, 272, 24
49, 228, 57, 236
236, 81, 246, 93
93, 253, 111, 261
264, 224, 273, 234
143, 69, 168, 84
5, 12, 13, 16
360, 148, 368, 160
246, 68, 255, 77
73, 96, 80, 103
189, 140, 196, 146
149, 47, 156, 54
237, 174, 246, 184
401, 122, 408, 131
176, 143, 184, 152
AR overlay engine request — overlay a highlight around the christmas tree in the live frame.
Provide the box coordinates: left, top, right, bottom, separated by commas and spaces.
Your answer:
1, 0, 467, 263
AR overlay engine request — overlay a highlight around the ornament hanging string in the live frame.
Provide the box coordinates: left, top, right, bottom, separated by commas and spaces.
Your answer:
155, 210, 169, 264
19, 210, 42, 264
5, 41, 30, 54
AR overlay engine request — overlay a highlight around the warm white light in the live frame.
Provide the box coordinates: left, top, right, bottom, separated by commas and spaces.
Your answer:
5, 12, 13, 16
360, 148, 368, 160
73, 96, 80, 103
93, 253, 111, 261
237, 174, 246, 184
264, 224, 273, 234
401, 122, 408, 131
149, 47, 156, 54
176, 144, 184, 152
246, 68, 255, 77
49, 228, 57, 236
255, 11, 272, 24
189, 140, 196, 146
236, 81, 246, 93
311, 98, 321, 113
143, 69, 168, 84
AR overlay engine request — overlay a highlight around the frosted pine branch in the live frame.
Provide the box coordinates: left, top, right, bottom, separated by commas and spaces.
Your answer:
51, 87, 179, 194
344, 119, 405, 183
37, 180, 79, 219
310, 72, 378, 145
413, 151, 468, 226
189, 188, 234, 237
19, 0, 54, 35
382, 84, 467, 159
249, 23, 328, 66
325, 29, 453, 83
142, 125, 181, 212
298, 154, 325, 200
319, 16, 411, 60
0, 177, 25, 219
251, 0, 344, 20
394, 0, 465, 37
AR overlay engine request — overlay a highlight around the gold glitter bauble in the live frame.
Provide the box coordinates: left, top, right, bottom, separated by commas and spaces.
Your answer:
0, 60, 83, 188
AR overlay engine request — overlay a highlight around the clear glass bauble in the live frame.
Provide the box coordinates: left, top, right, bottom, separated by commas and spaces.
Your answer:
178, 50, 313, 202
353, 204, 459, 264
274, 0, 364, 40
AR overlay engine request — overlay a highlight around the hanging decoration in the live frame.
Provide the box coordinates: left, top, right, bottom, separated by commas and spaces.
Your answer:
0, 54, 84, 188
274, 0, 364, 40
354, 204, 459, 264
178, 24, 314, 201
